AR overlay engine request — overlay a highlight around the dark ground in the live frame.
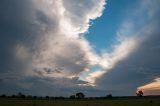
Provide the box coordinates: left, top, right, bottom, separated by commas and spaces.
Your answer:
0, 96, 160, 106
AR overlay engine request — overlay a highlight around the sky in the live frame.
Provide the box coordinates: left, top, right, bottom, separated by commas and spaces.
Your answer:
0, 0, 160, 97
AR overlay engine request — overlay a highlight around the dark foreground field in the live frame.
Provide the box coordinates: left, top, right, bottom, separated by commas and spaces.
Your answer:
0, 97, 160, 106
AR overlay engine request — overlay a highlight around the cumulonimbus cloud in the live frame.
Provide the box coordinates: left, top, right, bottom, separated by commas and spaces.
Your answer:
0, 0, 107, 92
0, 0, 143, 89
1, 0, 159, 96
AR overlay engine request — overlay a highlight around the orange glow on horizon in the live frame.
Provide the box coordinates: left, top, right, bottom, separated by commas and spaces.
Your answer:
137, 79, 160, 95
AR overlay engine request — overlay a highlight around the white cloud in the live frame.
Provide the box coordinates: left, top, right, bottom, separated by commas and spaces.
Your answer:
86, 70, 106, 86
100, 37, 137, 69
28, 0, 107, 82
80, 36, 138, 85
30, 0, 142, 86
62, 0, 106, 34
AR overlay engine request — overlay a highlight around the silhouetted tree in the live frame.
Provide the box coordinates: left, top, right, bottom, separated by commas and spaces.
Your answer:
76, 92, 85, 99
136, 90, 143, 96
17, 92, 25, 98
69, 95, 76, 99
1, 94, 6, 98
11, 94, 16, 98
33, 96, 37, 99
18, 92, 22, 96
45, 96, 49, 99
106, 94, 112, 98
21, 94, 26, 99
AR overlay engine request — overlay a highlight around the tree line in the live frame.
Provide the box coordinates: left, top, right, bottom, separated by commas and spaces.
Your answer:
0, 90, 144, 100
0, 92, 113, 100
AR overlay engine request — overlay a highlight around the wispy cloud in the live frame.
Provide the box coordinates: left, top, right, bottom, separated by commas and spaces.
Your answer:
80, 36, 138, 85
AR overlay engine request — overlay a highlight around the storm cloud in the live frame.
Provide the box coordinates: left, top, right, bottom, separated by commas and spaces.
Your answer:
0, 0, 160, 96
95, 0, 160, 96
0, 0, 106, 96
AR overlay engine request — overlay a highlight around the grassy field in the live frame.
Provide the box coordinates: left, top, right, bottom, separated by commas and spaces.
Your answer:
0, 97, 160, 106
